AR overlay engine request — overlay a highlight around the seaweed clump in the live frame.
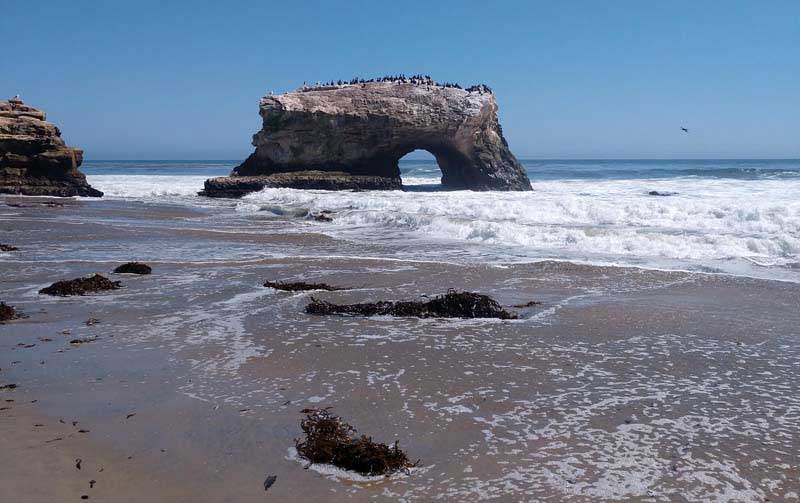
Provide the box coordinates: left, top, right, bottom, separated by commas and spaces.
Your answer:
265, 281, 343, 292
113, 262, 152, 275
306, 290, 516, 319
0, 302, 20, 322
39, 274, 122, 297
295, 408, 416, 476
310, 210, 333, 222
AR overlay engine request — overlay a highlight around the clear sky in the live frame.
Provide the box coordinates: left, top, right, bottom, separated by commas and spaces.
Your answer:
3, 0, 798, 160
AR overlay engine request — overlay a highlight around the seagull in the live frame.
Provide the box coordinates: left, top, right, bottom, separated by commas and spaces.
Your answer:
681, 127, 689, 133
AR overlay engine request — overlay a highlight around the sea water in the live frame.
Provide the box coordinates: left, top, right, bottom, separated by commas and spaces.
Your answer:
82, 159, 800, 282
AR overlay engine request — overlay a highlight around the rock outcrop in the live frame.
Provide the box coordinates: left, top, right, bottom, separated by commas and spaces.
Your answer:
0, 97, 102, 197
202, 79, 531, 197
202, 170, 401, 198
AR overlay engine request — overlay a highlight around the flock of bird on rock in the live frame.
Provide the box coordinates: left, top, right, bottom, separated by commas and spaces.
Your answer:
297, 74, 494, 94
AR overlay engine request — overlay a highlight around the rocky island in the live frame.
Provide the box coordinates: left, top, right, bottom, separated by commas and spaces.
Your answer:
202, 77, 531, 197
0, 96, 102, 197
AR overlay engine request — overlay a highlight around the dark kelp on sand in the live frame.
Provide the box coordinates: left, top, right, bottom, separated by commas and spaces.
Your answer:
113, 262, 152, 275
69, 337, 97, 345
306, 290, 517, 319
0, 302, 25, 323
5, 201, 64, 208
512, 300, 543, 308
39, 274, 122, 296
311, 212, 333, 222
295, 408, 416, 476
265, 281, 344, 292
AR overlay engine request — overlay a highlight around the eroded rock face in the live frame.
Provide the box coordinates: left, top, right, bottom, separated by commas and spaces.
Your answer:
201, 170, 401, 198
203, 81, 531, 197
0, 97, 102, 197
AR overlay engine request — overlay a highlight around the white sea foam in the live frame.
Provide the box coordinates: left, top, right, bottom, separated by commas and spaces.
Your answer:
238, 177, 800, 277
401, 175, 443, 186
87, 174, 208, 198
81, 171, 800, 280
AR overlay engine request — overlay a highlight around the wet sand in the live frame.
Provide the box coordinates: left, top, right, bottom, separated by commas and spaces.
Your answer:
1, 198, 799, 502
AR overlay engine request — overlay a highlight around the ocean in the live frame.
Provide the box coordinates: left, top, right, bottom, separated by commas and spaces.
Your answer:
82, 159, 800, 282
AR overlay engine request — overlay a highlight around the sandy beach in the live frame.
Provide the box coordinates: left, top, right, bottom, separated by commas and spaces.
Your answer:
2, 196, 798, 502
5, 0, 800, 499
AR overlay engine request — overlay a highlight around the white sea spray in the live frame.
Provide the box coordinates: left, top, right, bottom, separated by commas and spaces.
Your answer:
239, 177, 800, 276
79, 162, 800, 281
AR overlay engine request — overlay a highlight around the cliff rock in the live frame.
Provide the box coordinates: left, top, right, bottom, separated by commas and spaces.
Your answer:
202, 80, 531, 197
0, 97, 102, 197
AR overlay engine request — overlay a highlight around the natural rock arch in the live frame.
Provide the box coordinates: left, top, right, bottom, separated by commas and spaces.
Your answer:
202, 80, 531, 197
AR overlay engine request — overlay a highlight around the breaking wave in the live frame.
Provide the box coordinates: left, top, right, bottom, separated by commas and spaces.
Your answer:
81, 159, 800, 280
88, 175, 209, 198
239, 177, 800, 276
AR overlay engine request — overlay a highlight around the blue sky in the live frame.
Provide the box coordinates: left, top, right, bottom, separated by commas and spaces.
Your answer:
3, 1, 798, 160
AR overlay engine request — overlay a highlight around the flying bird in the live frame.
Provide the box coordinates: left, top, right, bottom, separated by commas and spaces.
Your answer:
681, 127, 689, 133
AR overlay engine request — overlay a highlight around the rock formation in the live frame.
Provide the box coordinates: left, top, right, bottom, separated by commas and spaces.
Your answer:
202, 80, 531, 197
0, 96, 102, 197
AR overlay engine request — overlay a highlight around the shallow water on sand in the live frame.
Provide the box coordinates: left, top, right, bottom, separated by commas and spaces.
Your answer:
1, 196, 799, 502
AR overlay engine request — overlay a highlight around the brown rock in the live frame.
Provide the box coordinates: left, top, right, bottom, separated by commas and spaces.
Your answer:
0, 302, 20, 322
0, 97, 102, 197
39, 274, 121, 296
113, 262, 152, 275
202, 79, 531, 197
201, 170, 401, 197
264, 280, 343, 292
306, 290, 517, 319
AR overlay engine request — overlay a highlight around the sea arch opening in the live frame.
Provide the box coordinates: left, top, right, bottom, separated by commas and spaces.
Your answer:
397, 149, 442, 191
